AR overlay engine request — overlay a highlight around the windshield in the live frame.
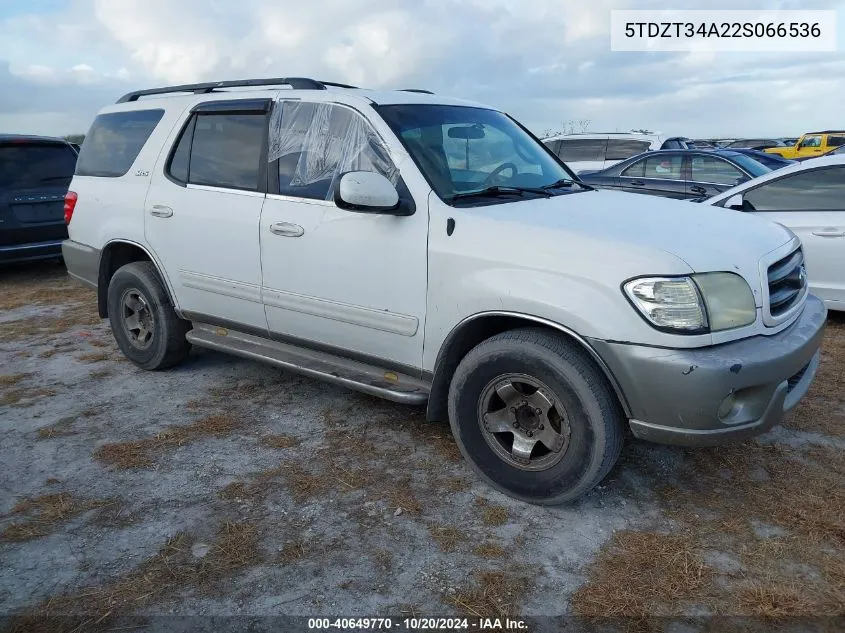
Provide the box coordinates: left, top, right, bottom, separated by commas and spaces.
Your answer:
729, 153, 772, 178
377, 104, 580, 205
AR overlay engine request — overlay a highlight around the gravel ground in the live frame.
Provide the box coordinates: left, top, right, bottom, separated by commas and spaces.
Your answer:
1, 262, 843, 631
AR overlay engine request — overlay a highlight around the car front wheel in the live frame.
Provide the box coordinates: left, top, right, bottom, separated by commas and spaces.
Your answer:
447, 328, 624, 505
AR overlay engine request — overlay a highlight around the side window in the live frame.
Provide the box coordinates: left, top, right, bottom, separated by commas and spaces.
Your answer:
558, 139, 608, 163
76, 109, 164, 177
189, 114, 265, 190
606, 139, 650, 160
643, 155, 682, 180
621, 159, 645, 178
166, 112, 265, 190
799, 135, 822, 148
544, 140, 563, 157
269, 101, 397, 201
690, 155, 744, 185
827, 135, 845, 147
743, 168, 845, 211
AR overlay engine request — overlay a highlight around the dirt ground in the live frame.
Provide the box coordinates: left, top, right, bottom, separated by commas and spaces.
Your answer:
1, 262, 843, 631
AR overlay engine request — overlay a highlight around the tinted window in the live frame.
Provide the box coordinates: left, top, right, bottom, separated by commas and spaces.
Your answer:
799, 135, 822, 148
743, 167, 845, 211
828, 135, 845, 147
76, 110, 164, 177
544, 140, 563, 156
167, 118, 195, 183
690, 155, 745, 185
273, 101, 396, 201
558, 139, 607, 162
0, 143, 77, 188
188, 113, 265, 190
621, 159, 645, 178
643, 155, 682, 180
662, 140, 682, 150
605, 139, 650, 160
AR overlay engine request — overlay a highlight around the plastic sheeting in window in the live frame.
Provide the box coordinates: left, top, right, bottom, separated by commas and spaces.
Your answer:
268, 100, 399, 201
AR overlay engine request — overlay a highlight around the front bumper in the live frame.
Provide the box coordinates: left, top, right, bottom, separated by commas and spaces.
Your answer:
589, 295, 827, 446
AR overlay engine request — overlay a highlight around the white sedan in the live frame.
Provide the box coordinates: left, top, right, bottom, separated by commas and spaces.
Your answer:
706, 155, 845, 311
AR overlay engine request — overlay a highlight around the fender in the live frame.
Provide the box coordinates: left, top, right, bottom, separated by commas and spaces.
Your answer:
99, 238, 182, 314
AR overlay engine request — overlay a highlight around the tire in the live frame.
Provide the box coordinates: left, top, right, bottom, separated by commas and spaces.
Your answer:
447, 327, 624, 505
107, 261, 191, 370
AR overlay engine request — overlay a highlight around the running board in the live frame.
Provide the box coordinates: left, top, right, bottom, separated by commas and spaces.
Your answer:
186, 323, 430, 405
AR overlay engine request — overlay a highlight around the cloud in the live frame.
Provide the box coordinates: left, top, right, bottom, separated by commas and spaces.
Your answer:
0, 0, 844, 136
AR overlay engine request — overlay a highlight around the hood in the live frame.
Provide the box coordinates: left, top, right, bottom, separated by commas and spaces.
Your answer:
464, 189, 795, 294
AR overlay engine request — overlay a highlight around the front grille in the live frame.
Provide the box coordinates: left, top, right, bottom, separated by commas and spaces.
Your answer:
767, 249, 806, 318
787, 362, 810, 393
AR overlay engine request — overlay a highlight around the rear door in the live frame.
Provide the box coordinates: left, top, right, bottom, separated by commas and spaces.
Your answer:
687, 154, 748, 198
145, 99, 270, 330
739, 165, 845, 306
0, 141, 77, 248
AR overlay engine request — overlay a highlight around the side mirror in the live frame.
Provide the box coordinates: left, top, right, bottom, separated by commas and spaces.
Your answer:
725, 193, 744, 210
334, 171, 401, 214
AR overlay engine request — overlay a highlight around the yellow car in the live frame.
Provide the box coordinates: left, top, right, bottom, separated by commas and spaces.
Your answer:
765, 131, 845, 159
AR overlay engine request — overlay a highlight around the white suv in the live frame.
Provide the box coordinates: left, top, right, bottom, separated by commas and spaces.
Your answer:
63, 77, 826, 504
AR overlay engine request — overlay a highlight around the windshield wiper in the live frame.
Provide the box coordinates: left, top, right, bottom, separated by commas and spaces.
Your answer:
542, 178, 594, 191
447, 186, 552, 203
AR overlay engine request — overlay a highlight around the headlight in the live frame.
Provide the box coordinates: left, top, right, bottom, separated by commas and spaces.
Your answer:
624, 273, 756, 334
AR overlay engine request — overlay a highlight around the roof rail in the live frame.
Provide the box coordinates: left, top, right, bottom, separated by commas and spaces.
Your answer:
116, 77, 358, 103
398, 88, 434, 95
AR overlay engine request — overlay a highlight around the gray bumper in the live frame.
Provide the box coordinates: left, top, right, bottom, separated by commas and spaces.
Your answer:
589, 295, 827, 447
61, 239, 100, 289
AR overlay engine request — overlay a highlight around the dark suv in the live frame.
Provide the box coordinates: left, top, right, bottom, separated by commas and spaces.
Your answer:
1, 135, 78, 264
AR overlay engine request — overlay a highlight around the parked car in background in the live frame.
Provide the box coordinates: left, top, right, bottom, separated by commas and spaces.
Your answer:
577, 149, 770, 199
764, 131, 845, 159
706, 155, 845, 311
0, 134, 78, 264
725, 139, 787, 151
796, 144, 845, 161
727, 148, 796, 170
780, 137, 799, 146
692, 139, 718, 148
542, 132, 661, 173
661, 136, 697, 149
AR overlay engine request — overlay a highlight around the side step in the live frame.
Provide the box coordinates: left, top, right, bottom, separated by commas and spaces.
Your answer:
186, 323, 430, 405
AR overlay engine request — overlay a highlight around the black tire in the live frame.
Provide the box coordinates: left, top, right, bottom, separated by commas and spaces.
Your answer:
447, 328, 624, 505
107, 261, 190, 370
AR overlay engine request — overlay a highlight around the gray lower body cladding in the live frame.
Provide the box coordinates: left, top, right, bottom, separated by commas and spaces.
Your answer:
588, 295, 827, 446
61, 239, 99, 288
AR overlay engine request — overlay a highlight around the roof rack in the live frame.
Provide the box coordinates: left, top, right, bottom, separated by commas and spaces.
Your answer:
116, 77, 359, 103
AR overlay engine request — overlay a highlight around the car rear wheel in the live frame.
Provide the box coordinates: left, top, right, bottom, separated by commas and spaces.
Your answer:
447, 328, 624, 505
107, 261, 190, 370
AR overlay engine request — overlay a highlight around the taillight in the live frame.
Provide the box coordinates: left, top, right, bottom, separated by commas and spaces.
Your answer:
64, 191, 78, 225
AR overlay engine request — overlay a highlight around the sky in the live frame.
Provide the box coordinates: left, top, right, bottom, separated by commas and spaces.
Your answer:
0, 0, 843, 138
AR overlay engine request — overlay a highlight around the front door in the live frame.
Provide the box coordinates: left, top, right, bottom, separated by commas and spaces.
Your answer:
145, 99, 270, 330
259, 99, 428, 370
740, 165, 845, 306
617, 153, 687, 198
687, 154, 748, 199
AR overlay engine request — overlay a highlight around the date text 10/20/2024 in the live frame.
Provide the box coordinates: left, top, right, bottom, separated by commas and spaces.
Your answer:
308, 618, 529, 630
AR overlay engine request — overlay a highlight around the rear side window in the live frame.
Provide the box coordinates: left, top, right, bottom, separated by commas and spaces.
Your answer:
605, 139, 650, 160
828, 135, 845, 147
0, 143, 77, 188
690, 155, 744, 185
558, 139, 607, 163
76, 109, 164, 177
167, 113, 266, 190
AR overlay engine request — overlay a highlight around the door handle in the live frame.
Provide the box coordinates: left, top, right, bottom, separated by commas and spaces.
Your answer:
269, 222, 305, 237
812, 229, 845, 238
149, 205, 173, 218
690, 186, 706, 194
630, 180, 645, 187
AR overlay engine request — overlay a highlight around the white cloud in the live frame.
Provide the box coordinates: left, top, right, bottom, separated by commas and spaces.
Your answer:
0, 0, 844, 136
